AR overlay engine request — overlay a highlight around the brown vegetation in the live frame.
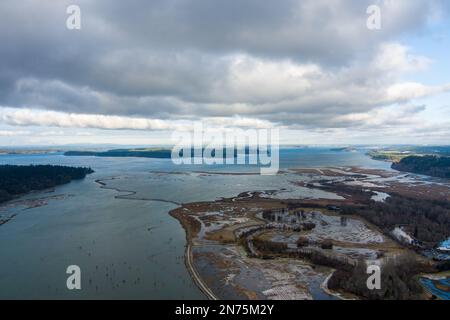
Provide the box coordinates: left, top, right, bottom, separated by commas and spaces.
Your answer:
328, 253, 431, 300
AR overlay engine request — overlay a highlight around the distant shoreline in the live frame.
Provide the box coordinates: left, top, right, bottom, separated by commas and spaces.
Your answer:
65, 148, 172, 159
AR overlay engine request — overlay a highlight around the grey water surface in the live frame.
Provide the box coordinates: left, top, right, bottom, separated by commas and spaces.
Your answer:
0, 148, 389, 299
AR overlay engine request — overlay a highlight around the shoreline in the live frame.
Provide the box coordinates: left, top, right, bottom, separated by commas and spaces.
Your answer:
186, 243, 219, 300
95, 178, 181, 205
169, 209, 218, 300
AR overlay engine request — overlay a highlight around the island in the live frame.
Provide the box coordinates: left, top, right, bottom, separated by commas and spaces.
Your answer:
0, 165, 94, 204
0, 149, 62, 155
64, 148, 172, 159
64, 147, 266, 160
330, 147, 356, 152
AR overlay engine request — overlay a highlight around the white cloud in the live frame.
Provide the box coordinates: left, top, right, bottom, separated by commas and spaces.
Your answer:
0, 107, 275, 131
7, 44, 448, 128
372, 42, 432, 74
0, 130, 30, 136
386, 82, 450, 101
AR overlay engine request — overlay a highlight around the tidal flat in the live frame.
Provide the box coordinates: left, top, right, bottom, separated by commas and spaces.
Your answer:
168, 166, 450, 300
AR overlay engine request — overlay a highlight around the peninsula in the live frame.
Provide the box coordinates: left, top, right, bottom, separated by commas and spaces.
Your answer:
0, 165, 94, 204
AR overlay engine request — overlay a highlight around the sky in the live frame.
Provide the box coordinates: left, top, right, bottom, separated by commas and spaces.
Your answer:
0, 0, 450, 146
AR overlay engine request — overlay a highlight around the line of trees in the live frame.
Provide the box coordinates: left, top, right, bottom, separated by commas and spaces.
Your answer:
252, 238, 287, 254
0, 165, 94, 203
328, 253, 430, 300
342, 194, 450, 246
392, 155, 450, 178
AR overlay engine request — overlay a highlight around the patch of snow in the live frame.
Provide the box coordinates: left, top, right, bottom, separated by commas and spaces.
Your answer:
391, 227, 414, 244
371, 191, 390, 202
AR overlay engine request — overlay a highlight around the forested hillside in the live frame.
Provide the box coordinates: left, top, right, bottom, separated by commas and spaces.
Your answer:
0, 165, 94, 203
392, 155, 450, 179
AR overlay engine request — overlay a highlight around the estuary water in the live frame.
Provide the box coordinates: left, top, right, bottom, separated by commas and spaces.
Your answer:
0, 148, 390, 299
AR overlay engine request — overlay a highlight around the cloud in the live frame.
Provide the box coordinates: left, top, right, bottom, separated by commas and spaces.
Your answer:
0, 130, 31, 136
0, 107, 275, 131
0, 0, 449, 143
371, 42, 432, 73
386, 82, 450, 101
5, 45, 449, 128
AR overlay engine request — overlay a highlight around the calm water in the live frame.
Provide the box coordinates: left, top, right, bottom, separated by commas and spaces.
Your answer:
0, 148, 390, 299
